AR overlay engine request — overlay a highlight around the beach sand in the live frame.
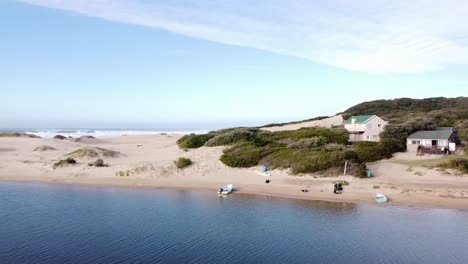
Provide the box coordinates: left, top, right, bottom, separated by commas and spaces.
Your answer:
1, 135, 467, 209
261, 115, 344, 132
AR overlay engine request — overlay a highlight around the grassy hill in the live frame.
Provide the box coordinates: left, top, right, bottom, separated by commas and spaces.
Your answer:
176, 96, 466, 177
341, 97, 468, 142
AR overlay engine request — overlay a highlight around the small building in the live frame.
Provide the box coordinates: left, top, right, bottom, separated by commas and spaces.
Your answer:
344, 115, 388, 142
407, 127, 457, 154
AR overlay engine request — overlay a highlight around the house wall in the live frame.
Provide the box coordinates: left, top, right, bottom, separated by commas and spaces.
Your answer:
345, 116, 387, 142
406, 138, 452, 152
362, 116, 387, 142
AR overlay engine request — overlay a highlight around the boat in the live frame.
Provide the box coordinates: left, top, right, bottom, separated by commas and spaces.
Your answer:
374, 193, 388, 203
217, 184, 233, 195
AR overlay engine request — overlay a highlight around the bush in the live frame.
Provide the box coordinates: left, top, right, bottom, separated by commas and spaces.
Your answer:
52, 158, 76, 169
438, 158, 468, 173
88, 159, 108, 167
380, 117, 435, 140
205, 128, 258, 146
355, 163, 368, 177
220, 142, 280, 168
174, 157, 193, 169
379, 138, 406, 156
354, 139, 404, 162
343, 150, 361, 162
272, 127, 349, 145
322, 143, 345, 152
455, 120, 468, 143
354, 142, 381, 162
176, 134, 214, 149
287, 137, 326, 149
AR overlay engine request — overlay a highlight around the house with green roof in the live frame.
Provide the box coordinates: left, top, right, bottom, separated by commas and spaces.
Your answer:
344, 115, 388, 142
407, 127, 457, 153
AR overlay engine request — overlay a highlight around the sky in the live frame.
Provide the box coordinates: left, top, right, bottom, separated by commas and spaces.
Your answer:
1, 0, 467, 129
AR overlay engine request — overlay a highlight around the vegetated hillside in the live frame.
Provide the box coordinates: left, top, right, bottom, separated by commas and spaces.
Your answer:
342, 97, 468, 142
177, 127, 405, 177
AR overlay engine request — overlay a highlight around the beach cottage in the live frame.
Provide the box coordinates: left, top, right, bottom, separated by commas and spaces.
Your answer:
407, 127, 457, 154
344, 115, 388, 142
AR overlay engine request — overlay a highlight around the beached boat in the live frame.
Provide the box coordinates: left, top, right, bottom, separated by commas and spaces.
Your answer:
217, 184, 233, 195
374, 193, 388, 203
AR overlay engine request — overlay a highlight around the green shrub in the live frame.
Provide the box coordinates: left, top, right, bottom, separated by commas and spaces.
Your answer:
354, 142, 381, 162
52, 157, 77, 169
354, 139, 404, 162
287, 137, 326, 149
379, 138, 406, 156
456, 120, 468, 143
66, 148, 98, 158
205, 128, 258, 146
380, 117, 435, 140
220, 142, 280, 168
272, 127, 349, 145
355, 163, 368, 177
177, 134, 214, 149
174, 157, 193, 169
343, 150, 361, 162
438, 158, 468, 173
322, 143, 345, 152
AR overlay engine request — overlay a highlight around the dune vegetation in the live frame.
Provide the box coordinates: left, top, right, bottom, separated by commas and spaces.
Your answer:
66, 147, 121, 159
174, 157, 193, 169
177, 126, 403, 177
52, 158, 77, 169
343, 97, 468, 142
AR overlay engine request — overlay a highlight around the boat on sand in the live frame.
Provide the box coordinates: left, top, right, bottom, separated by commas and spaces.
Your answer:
374, 193, 388, 203
217, 184, 233, 195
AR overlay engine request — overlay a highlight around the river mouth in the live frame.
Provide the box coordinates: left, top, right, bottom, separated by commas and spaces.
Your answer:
1, 182, 468, 264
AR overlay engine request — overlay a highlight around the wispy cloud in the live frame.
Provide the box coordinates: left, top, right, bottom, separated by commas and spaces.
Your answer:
17, 0, 468, 73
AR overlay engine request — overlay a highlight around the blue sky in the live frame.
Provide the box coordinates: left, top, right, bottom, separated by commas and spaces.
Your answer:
1, 1, 467, 129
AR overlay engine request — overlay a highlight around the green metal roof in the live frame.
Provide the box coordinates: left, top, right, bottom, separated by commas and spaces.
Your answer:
407, 128, 454, 140
344, 115, 374, 124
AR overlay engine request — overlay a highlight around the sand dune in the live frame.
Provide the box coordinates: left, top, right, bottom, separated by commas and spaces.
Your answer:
262, 115, 344, 132
0, 135, 467, 209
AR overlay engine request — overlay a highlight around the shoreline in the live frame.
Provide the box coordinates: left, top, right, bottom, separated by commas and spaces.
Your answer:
1, 176, 467, 211
1, 135, 467, 210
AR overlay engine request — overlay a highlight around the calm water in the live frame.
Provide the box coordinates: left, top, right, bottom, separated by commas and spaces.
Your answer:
1, 182, 467, 264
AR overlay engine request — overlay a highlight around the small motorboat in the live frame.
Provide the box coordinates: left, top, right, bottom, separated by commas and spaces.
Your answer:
217, 184, 233, 195
374, 193, 388, 203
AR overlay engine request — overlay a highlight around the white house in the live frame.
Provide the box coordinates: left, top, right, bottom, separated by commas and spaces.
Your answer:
407, 127, 457, 153
344, 115, 388, 142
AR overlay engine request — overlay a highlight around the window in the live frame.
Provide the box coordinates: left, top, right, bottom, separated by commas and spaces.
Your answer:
367, 135, 370, 140
411, 140, 420, 145
367, 124, 373, 129
378, 124, 381, 128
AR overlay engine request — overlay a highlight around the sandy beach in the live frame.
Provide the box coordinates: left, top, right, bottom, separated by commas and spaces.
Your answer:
1, 134, 467, 209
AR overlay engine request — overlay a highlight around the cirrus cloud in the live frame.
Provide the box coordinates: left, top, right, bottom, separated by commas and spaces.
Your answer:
17, 0, 468, 73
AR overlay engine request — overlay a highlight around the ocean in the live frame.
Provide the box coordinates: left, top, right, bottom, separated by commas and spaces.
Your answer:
0, 128, 209, 138
1, 182, 467, 264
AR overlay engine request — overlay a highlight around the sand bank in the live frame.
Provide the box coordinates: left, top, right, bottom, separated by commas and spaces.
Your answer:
0, 135, 467, 209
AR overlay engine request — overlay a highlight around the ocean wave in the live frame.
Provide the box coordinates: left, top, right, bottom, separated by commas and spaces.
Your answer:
22, 129, 209, 138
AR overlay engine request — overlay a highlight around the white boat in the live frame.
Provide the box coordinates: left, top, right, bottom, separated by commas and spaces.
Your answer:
374, 193, 388, 203
217, 184, 233, 195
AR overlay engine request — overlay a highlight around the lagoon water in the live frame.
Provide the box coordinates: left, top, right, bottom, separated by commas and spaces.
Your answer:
1, 182, 468, 264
